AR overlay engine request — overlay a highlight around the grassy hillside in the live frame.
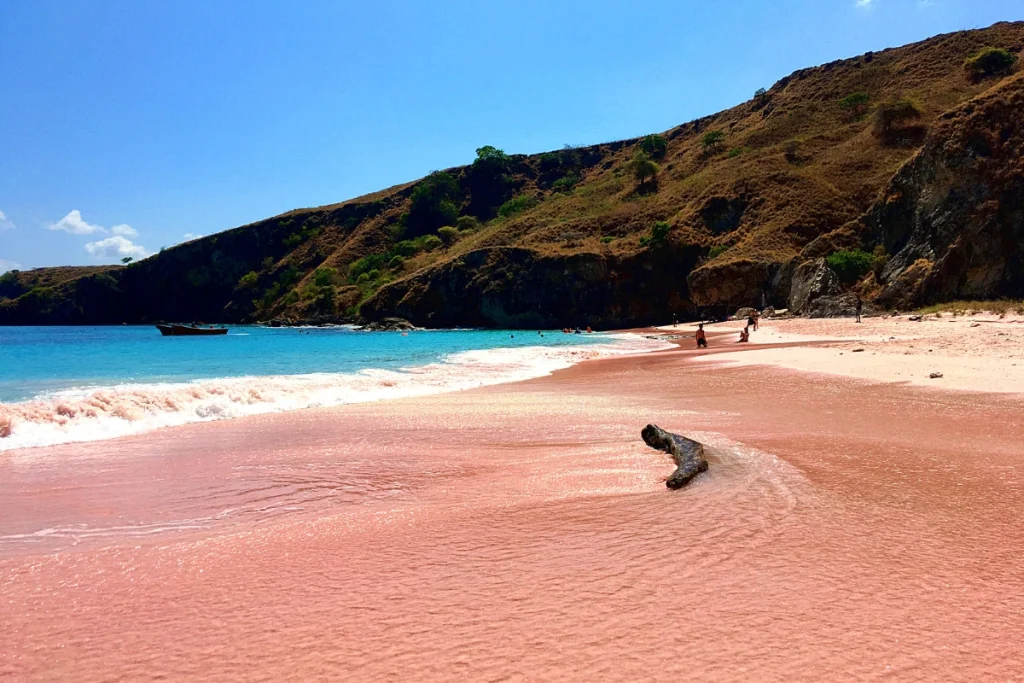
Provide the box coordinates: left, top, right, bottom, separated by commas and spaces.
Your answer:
3, 22, 1023, 326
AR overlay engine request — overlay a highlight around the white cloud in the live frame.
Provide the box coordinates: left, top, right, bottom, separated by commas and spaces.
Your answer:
856, 0, 874, 6
183, 232, 204, 240
85, 235, 150, 261
110, 224, 138, 237
47, 209, 105, 235
0, 258, 21, 274
0, 210, 14, 230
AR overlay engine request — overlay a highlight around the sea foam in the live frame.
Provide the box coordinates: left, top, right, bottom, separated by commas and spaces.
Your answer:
0, 334, 671, 452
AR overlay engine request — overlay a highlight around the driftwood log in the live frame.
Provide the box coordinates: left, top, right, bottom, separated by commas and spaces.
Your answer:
641, 424, 709, 489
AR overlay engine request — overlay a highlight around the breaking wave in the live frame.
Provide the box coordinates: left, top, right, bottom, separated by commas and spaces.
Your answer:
0, 334, 671, 451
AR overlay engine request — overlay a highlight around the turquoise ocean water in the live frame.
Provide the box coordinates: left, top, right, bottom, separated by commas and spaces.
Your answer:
0, 326, 664, 450
0, 326, 610, 403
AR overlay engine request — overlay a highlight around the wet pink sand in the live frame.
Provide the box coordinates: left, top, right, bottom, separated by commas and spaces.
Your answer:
3, 338, 1024, 681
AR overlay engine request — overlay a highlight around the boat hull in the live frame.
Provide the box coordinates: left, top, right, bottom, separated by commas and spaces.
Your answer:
156, 325, 229, 336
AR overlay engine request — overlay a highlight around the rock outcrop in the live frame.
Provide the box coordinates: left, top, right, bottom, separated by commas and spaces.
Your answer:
358, 317, 415, 331
788, 258, 841, 314
641, 424, 709, 489
869, 72, 1024, 308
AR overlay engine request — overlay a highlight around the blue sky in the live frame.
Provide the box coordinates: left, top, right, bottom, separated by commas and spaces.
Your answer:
1, 0, 1021, 271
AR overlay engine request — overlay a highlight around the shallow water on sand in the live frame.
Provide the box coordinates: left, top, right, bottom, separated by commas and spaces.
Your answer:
3, 350, 1024, 681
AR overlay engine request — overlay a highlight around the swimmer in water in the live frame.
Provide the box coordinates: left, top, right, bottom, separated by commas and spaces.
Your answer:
696, 324, 707, 348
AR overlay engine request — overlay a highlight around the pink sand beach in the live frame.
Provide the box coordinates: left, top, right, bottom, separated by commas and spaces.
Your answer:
4, 318, 1024, 681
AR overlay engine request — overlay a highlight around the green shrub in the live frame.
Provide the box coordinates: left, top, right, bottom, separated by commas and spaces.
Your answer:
283, 291, 299, 306
754, 87, 769, 107
872, 99, 922, 139
727, 147, 744, 158
827, 249, 874, 284
355, 272, 370, 284
964, 47, 1017, 79
261, 256, 275, 270
551, 174, 580, 193
388, 255, 405, 270
456, 215, 481, 232
313, 267, 339, 288
538, 152, 561, 173
838, 92, 871, 119
366, 269, 380, 280
437, 226, 460, 245
701, 130, 725, 154
238, 271, 259, 290
708, 244, 730, 259
420, 235, 443, 252
600, 235, 615, 244
391, 240, 420, 258
349, 253, 388, 282
639, 221, 671, 248
282, 221, 320, 249
639, 134, 668, 160
278, 264, 301, 287
498, 194, 539, 218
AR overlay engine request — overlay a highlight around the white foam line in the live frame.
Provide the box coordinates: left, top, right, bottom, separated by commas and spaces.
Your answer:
0, 334, 672, 452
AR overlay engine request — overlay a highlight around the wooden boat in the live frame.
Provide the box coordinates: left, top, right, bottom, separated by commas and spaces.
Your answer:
156, 324, 229, 336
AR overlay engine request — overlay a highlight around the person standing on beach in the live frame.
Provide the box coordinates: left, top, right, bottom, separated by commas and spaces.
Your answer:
856, 296, 863, 323
696, 323, 707, 349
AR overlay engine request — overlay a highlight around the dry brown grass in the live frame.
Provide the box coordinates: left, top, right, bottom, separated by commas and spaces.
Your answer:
917, 300, 1024, 316
9, 22, 1024, 323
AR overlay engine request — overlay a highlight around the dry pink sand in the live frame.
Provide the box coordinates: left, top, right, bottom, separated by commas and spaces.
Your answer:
667, 314, 1024, 392
3, 331, 1024, 681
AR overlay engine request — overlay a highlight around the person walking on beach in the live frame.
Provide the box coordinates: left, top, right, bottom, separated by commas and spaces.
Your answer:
747, 312, 756, 332
752, 310, 760, 331
855, 296, 863, 323
696, 323, 707, 349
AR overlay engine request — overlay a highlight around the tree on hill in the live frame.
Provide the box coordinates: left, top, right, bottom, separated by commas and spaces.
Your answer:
628, 151, 660, 187
405, 171, 460, 236
964, 47, 1017, 80
753, 87, 769, 109
701, 130, 726, 155
465, 145, 512, 218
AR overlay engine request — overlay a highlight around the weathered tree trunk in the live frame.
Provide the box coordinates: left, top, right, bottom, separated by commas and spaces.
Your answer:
641, 424, 709, 489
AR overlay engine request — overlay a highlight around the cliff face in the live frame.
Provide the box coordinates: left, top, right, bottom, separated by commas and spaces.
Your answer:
360, 246, 704, 328
3, 22, 1023, 327
868, 72, 1024, 308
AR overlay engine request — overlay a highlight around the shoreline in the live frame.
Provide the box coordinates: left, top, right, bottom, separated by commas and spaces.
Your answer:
0, 331, 671, 453
3, 319, 1024, 680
